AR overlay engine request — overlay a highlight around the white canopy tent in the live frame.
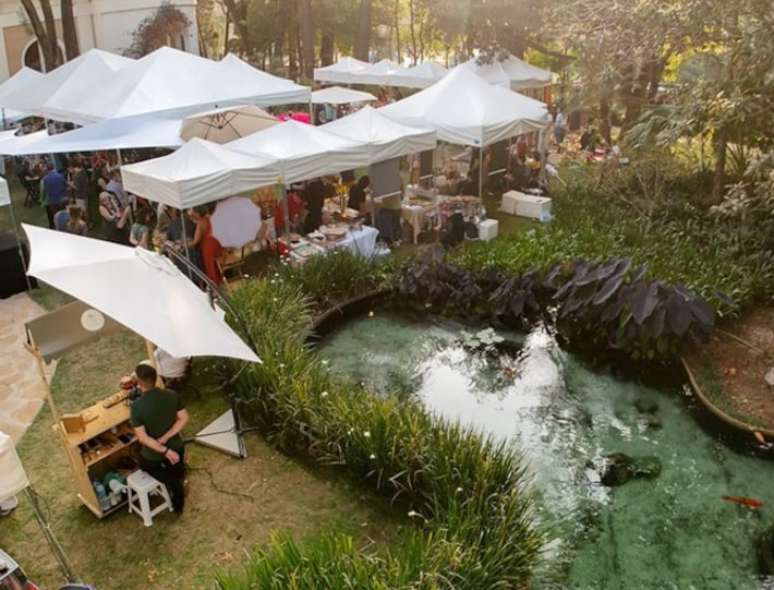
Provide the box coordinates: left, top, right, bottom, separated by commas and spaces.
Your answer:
323, 106, 435, 164
394, 61, 448, 89
379, 66, 550, 148
228, 119, 369, 184
311, 86, 376, 105
0, 115, 184, 156
0, 67, 43, 123
24, 224, 260, 363
0, 130, 51, 156
313, 56, 370, 85
357, 59, 413, 86
461, 54, 553, 91
121, 137, 280, 209
0, 49, 134, 125
74, 47, 310, 123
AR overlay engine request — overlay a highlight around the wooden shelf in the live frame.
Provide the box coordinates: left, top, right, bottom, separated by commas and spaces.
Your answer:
83, 436, 137, 468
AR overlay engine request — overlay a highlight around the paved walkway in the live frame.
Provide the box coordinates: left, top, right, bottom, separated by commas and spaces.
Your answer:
0, 293, 54, 442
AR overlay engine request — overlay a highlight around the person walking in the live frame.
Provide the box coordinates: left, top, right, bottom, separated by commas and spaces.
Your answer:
554, 110, 568, 152
130, 363, 189, 514
42, 165, 67, 229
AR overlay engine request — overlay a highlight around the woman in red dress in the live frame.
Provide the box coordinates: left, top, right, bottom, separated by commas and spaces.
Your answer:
188, 207, 223, 284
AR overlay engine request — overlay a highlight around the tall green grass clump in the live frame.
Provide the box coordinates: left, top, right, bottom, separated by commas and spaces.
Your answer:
218, 279, 544, 589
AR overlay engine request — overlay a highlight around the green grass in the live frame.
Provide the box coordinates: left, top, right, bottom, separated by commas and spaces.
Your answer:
3, 320, 401, 590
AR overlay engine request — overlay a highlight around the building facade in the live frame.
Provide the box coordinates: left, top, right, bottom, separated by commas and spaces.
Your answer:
0, 0, 198, 81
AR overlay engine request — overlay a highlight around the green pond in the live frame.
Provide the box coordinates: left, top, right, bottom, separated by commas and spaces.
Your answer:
317, 311, 774, 590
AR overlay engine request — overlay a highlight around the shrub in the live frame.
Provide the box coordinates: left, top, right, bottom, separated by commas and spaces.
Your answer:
218, 278, 544, 589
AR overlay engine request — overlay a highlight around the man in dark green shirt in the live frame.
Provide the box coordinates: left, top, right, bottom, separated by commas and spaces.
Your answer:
130, 363, 189, 513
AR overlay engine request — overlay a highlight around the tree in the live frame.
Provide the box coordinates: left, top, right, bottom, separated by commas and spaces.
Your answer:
299, 0, 315, 79
60, 0, 79, 60
20, 0, 61, 70
354, 0, 372, 61
125, 2, 192, 57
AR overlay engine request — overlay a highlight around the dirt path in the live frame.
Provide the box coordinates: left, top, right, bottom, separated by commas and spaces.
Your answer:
0, 292, 54, 441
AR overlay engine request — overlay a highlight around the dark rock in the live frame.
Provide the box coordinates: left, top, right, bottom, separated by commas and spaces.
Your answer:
600, 453, 662, 487
635, 398, 659, 414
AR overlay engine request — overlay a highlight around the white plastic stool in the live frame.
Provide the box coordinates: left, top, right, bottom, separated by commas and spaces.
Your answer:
126, 470, 173, 527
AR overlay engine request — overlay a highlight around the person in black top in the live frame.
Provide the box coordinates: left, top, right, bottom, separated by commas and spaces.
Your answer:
347, 175, 370, 213
130, 363, 189, 513
303, 179, 326, 233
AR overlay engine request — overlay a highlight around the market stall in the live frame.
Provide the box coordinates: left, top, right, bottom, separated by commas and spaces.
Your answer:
22, 225, 261, 517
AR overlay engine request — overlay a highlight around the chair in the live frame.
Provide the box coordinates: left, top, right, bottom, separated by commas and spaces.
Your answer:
126, 470, 173, 527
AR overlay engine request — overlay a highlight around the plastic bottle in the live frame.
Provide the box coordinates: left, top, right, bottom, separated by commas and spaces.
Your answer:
93, 481, 111, 512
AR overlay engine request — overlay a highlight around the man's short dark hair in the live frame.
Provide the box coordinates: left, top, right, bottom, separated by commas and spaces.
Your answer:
135, 363, 157, 385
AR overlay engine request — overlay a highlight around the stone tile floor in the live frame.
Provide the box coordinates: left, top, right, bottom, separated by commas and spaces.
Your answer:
0, 293, 54, 442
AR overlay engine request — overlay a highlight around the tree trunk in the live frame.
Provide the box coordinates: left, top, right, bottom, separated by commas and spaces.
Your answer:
394, 0, 401, 64
287, 2, 298, 81
221, 0, 251, 58
599, 92, 611, 145
272, 0, 287, 73
20, 0, 61, 70
418, 4, 425, 61
299, 0, 315, 80
408, 0, 418, 64
712, 130, 727, 203
354, 0, 371, 61
320, 31, 334, 66
223, 5, 230, 57
60, 0, 79, 60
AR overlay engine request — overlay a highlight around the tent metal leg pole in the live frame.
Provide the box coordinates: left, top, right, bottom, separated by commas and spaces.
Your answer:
478, 146, 484, 199
25, 486, 79, 584
179, 208, 194, 280
6, 194, 33, 291
279, 183, 290, 238
308, 99, 314, 125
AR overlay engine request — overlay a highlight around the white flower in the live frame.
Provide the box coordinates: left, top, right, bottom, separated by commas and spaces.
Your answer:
321, 360, 329, 365
363, 431, 371, 438
273, 297, 278, 302
408, 510, 420, 518
456, 487, 463, 494
279, 363, 285, 369
321, 391, 329, 398
368, 311, 375, 318
369, 453, 376, 460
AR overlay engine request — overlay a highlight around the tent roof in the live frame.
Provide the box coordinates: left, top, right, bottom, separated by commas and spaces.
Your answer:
323, 106, 435, 164
0, 49, 134, 124
314, 57, 370, 84
311, 86, 376, 105
75, 47, 310, 123
0, 67, 43, 120
0, 130, 50, 156
394, 61, 447, 89
461, 54, 553, 90
379, 66, 550, 147
218, 53, 311, 106
3, 114, 184, 155
24, 224, 260, 363
228, 119, 369, 184
121, 137, 280, 209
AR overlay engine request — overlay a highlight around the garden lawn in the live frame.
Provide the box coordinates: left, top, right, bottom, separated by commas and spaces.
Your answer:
1, 295, 400, 590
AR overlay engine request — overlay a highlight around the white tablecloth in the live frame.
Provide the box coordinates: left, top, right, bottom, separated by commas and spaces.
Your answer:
337, 226, 379, 258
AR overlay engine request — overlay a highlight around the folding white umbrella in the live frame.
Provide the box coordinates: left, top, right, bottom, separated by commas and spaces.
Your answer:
120, 138, 280, 209
211, 196, 262, 248
23, 224, 260, 363
180, 105, 279, 144
311, 86, 376, 105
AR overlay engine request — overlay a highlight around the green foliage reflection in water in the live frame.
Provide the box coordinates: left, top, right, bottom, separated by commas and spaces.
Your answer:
217, 279, 544, 589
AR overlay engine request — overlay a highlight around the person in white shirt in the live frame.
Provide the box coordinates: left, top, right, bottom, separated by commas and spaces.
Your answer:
554, 110, 568, 152
154, 347, 190, 385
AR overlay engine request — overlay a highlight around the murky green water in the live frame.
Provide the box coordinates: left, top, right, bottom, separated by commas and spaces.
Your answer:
317, 311, 774, 590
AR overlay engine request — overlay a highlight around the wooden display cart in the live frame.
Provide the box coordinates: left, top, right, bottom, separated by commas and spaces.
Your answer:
55, 392, 140, 518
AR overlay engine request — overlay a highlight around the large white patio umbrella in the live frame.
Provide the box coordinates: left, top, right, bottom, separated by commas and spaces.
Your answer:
180, 105, 279, 144
23, 224, 260, 363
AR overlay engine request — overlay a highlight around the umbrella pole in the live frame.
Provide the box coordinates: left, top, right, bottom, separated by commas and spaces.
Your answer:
6, 193, 33, 291
25, 485, 79, 583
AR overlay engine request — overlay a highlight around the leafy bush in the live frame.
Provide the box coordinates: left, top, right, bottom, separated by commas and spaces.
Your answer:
271, 249, 394, 310
218, 278, 544, 589
452, 174, 774, 316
